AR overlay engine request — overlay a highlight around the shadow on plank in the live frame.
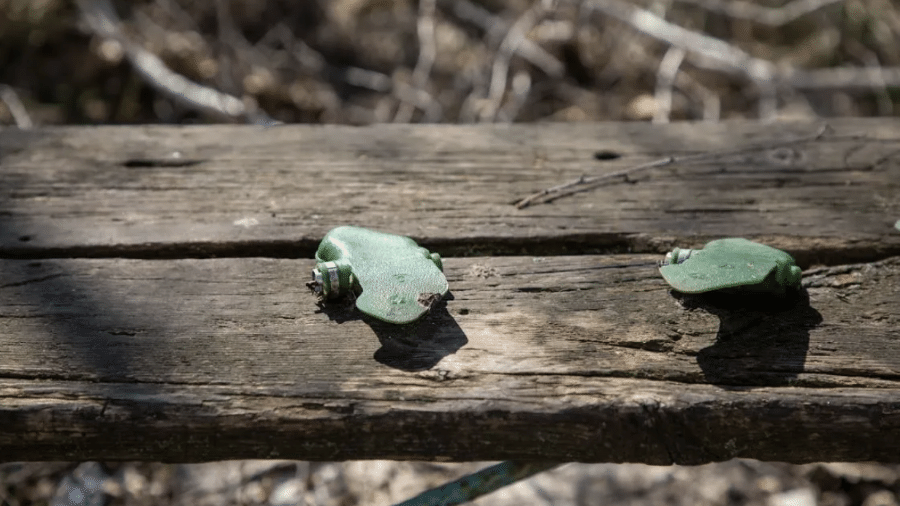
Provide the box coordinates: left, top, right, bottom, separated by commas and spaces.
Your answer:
674, 288, 822, 387
314, 292, 468, 372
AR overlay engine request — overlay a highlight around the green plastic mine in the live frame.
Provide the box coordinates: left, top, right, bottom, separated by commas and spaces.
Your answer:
309, 226, 448, 324
659, 238, 802, 294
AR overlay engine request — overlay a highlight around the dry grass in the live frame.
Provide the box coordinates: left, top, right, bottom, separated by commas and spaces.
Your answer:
1, 0, 900, 125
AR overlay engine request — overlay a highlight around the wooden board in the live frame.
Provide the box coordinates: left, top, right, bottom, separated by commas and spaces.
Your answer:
0, 255, 898, 463
1, 120, 898, 265
0, 119, 899, 463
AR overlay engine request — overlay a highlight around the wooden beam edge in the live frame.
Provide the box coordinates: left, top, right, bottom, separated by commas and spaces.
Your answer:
2, 377, 898, 463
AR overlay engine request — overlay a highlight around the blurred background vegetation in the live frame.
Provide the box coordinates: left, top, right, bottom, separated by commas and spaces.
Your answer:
1, 0, 900, 126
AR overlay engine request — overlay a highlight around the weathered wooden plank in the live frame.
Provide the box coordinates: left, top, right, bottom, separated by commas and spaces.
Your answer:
1, 120, 898, 264
1, 254, 897, 462
1, 120, 898, 463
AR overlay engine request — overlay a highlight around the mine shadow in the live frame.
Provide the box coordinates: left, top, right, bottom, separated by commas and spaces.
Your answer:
314, 292, 468, 372
674, 288, 822, 387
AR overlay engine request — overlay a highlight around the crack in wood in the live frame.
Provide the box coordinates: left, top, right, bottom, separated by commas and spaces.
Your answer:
122, 158, 205, 168
0, 273, 66, 288
0, 240, 897, 268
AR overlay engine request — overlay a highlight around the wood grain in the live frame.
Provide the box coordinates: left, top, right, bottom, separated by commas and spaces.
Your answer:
0, 254, 897, 462
1, 120, 898, 265
1, 120, 898, 463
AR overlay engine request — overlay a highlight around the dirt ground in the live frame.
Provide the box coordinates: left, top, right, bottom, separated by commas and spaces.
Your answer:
2, 1, 900, 505
3, 460, 900, 506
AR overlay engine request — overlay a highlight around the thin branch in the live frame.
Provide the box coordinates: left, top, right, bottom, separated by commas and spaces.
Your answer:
448, 0, 565, 78
0, 85, 33, 129
392, 461, 561, 506
497, 71, 533, 122
449, 0, 564, 123
270, 22, 439, 121
393, 82, 443, 123
76, 0, 275, 124
844, 40, 894, 116
213, 0, 244, 97
396, 0, 438, 123
576, 0, 782, 121
482, 0, 552, 122
784, 66, 900, 89
575, 0, 900, 120
342, 66, 393, 92
576, 0, 777, 83
593, 0, 900, 92
672, 0, 844, 27
271, 24, 393, 92
157, 0, 203, 32
515, 125, 830, 209
653, 47, 685, 123
674, 71, 720, 121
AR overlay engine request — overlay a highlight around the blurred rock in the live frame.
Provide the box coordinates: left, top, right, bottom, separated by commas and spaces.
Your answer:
863, 490, 900, 506
172, 460, 294, 506
2, 458, 900, 506
625, 94, 657, 121
768, 488, 816, 506
50, 462, 109, 506
805, 463, 900, 486
269, 478, 306, 506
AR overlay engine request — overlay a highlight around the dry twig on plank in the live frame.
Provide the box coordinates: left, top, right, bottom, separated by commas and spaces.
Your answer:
515, 124, 830, 209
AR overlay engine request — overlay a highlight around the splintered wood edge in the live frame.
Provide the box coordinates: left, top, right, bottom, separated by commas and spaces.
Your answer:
1, 376, 898, 463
